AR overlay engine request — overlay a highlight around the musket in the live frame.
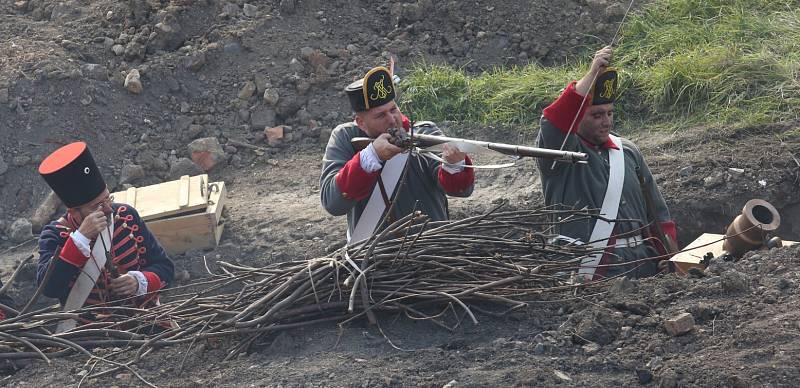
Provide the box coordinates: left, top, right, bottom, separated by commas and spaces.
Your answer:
352, 129, 588, 164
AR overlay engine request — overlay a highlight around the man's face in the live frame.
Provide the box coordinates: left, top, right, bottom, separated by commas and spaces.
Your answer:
70, 188, 112, 223
355, 101, 403, 138
578, 103, 614, 146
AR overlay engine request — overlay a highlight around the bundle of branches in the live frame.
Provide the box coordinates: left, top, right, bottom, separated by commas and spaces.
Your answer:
0, 206, 612, 379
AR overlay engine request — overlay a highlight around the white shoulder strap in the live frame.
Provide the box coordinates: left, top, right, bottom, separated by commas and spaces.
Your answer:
578, 134, 625, 280
57, 220, 113, 333
348, 152, 409, 245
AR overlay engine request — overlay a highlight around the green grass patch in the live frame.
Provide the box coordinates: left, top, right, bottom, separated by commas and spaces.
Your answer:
399, 0, 800, 135
400, 62, 581, 126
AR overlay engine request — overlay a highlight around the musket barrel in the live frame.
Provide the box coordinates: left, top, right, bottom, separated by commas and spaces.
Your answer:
412, 133, 588, 163
350, 133, 588, 163
487, 143, 588, 163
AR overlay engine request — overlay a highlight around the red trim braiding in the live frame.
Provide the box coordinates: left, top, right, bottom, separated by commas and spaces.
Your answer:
116, 245, 138, 261
117, 259, 140, 272
112, 235, 132, 252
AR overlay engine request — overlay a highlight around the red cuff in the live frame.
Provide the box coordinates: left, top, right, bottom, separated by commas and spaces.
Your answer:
659, 220, 677, 244
647, 220, 678, 257
402, 115, 411, 131
335, 152, 381, 201
542, 81, 591, 134
59, 236, 90, 267
438, 155, 475, 194
142, 271, 164, 293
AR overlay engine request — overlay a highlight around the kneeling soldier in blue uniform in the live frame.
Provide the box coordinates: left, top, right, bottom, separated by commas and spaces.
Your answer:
36, 142, 174, 315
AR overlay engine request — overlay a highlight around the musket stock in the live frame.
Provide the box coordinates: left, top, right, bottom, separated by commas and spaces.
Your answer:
351, 138, 372, 151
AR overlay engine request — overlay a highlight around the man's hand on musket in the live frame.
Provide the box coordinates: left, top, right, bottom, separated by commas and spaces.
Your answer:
109, 274, 138, 297
441, 143, 467, 165
77, 206, 108, 241
576, 45, 613, 96
373, 133, 404, 162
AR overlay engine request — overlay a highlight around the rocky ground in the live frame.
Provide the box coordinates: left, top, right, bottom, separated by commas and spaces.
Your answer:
1, 0, 799, 387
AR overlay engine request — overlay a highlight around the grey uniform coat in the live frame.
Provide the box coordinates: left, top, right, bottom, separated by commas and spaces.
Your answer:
536, 83, 673, 278
320, 121, 474, 239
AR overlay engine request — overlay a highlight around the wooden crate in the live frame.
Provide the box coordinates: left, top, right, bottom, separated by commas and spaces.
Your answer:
670, 233, 796, 276
111, 175, 227, 255
113, 174, 210, 220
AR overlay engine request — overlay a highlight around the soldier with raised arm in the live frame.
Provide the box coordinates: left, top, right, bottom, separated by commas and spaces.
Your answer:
537, 46, 677, 280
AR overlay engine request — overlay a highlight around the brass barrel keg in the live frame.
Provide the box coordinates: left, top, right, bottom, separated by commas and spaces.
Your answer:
722, 199, 781, 257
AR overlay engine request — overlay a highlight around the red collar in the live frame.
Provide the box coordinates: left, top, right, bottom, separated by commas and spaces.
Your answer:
401, 114, 411, 131
579, 135, 619, 150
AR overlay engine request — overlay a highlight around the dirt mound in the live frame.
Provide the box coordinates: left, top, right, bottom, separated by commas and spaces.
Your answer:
2, 0, 800, 386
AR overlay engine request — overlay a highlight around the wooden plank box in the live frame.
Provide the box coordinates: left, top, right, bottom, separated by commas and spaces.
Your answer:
670, 233, 796, 276
111, 175, 227, 255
